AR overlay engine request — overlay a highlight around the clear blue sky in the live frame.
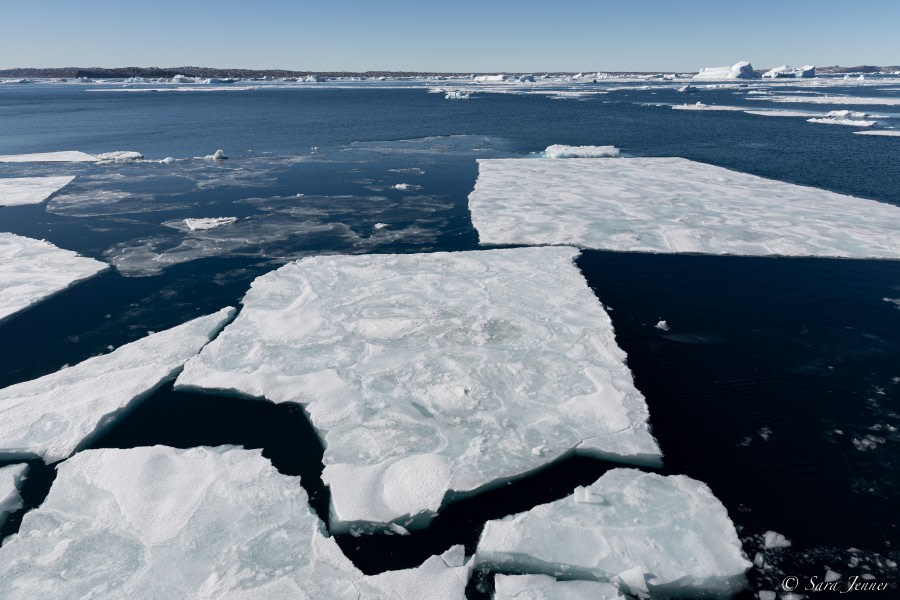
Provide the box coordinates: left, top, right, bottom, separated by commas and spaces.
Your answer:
2, 0, 898, 72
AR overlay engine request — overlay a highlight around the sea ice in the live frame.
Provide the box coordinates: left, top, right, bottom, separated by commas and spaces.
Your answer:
0, 308, 234, 463
807, 111, 876, 127
94, 151, 144, 163
854, 130, 900, 137
763, 65, 816, 78
763, 531, 792, 549
494, 574, 622, 599
0, 464, 28, 529
468, 157, 900, 259
176, 247, 661, 530
445, 91, 470, 100
694, 61, 760, 80
0, 176, 75, 207
0, 151, 96, 163
0, 446, 470, 599
184, 217, 238, 231
543, 144, 620, 158
758, 95, 900, 106
672, 102, 746, 111
204, 149, 228, 160
476, 469, 751, 598
0, 232, 107, 324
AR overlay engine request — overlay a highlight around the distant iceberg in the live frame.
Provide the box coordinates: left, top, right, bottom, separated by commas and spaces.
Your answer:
763, 65, 816, 78
474, 74, 508, 82
0, 176, 75, 207
694, 61, 760, 80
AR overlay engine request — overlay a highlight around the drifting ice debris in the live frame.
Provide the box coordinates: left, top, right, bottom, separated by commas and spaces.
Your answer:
694, 61, 760, 80
373, 222, 389, 229
184, 217, 239, 231
0, 446, 471, 599
159, 156, 176, 164
0, 232, 107, 324
0, 308, 234, 463
468, 157, 900, 259
808, 110, 876, 127
494, 574, 622, 599
176, 247, 661, 531
445, 90, 470, 100
655, 320, 670, 331
204, 149, 228, 160
763, 530, 792, 549
0, 176, 75, 207
763, 65, 816, 78
677, 84, 696, 92
476, 469, 752, 598
543, 144, 620, 158
94, 151, 143, 163
0, 464, 28, 529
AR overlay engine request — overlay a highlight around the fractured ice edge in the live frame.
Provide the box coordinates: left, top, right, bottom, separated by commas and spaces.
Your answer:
494, 574, 622, 600
0, 446, 470, 600
476, 469, 752, 599
0, 464, 28, 529
469, 157, 900, 259
0, 232, 108, 324
0, 308, 234, 463
176, 247, 661, 531
0, 176, 75, 207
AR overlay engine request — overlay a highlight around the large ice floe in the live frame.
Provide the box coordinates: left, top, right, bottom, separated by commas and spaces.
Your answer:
0, 446, 471, 599
854, 130, 900, 137
494, 574, 622, 599
543, 144, 620, 158
756, 95, 900, 106
176, 247, 661, 530
693, 61, 760, 80
468, 157, 900, 259
0, 151, 142, 163
0, 176, 76, 207
0, 232, 107, 324
476, 469, 752, 598
807, 110, 876, 127
0, 464, 28, 529
0, 308, 233, 463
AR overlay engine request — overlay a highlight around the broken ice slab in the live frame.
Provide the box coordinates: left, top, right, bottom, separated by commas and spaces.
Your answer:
0, 176, 75, 207
0, 151, 141, 163
0, 232, 108, 324
176, 247, 661, 531
0, 307, 234, 463
469, 157, 900, 259
0, 464, 28, 529
476, 469, 752, 599
494, 574, 623, 600
0, 446, 470, 600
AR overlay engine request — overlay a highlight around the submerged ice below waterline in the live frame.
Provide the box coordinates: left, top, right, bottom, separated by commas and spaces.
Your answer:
176, 246, 661, 530
494, 574, 622, 599
0, 464, 28, 529
469, 157, 900, 259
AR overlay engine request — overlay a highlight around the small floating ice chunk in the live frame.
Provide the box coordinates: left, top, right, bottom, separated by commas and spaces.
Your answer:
758, 591, 777, 600
677, 84, 696, 92
543, 144, 620, 158
763, 530, 792, 549
655, 320, 670, 331
176, 247, 661, 531
494, 574, 622, 599
184, 217, 238, 231
0, 464, 28, 529
0, 232, 107, 324
0, 176, 75, 207
373, 222, 389, 230
476, 469, 751, 597
94, 151, 143, 163
825, 568, 842, 582
159, 156, 176, 164
204, 149, 228, 160
0, 307, 234, 463
672, 102, 746, 111
444, 90, 470, 100
393, 183, 420, 191
0, 151, 96, 163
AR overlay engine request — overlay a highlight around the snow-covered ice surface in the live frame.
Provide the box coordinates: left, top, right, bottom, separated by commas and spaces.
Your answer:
0, 446, 470, 600
184, 217, 238, 230
469, 157, 900, 259
0, 464, 28, 529
543, 144, 620, 158
176, 247, 661, 530
494, 574, 623, 599
694, 61, 760, 80
0, 176, 75, 207
807, 111, 876, 127
0, 308, 234, 463
0, 151, 96, 163
477, 469, 752, 598
0, 232, 108, 324
855, 130, 900, 137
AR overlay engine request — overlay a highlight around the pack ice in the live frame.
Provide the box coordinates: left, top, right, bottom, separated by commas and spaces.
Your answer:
0, 308, 234, 463
477, 469, 751, 598
0, 176, 75, 207
494, 574, 623, 599
177, 247, 661, 530
469, 157, 900, 259
0, 232, 107, 324
0, 464, 28, 529
0, 446, 470, 600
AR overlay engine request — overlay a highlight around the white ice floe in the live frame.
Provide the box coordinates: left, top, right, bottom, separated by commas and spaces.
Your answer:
543, 145, 620, 158
807, 111, 876, 127
468, 157, 900, 259
444, 90, 470, 100
477, 469, 751, 598
0, 151, 96, 163
763, 530, 792, 549
176, 247, 661, 530
494, 574, 622, 599
0, 308, 234, 463
0, 176, 75, 207
694, 61, 760, 80
204, 149, 228, 160
0, 446, 471, 599
0, 464, 28, 529
743, 109, 820, 118
763, 65, 816, 78
655, 320, 670, 331
0, 232, 107, 324
94, 151, 144, 163
757, 95, 900, 106
672, 102, 746, 111
184, 217, 238, 231
854, 130, 900, 137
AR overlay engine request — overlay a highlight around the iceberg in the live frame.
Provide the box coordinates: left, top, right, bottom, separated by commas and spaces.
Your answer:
0, 446, 470, 599
0, 308, 234, 463
0, 176, 75, 207
494, 574, 622, 600
176, 247, 661, 530
468, 157, 900, 259
543, 145, 620, 158
476, 469, 751, 598
184, 217, 238, 231
0, 464, 28, 529
0, 232, 107, 324
694, 61, 760, 80
763, 65, 816, 78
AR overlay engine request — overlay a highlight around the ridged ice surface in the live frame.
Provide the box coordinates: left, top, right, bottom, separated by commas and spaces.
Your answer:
0, 308, 234, 463
494, 574, 623, 599
0, 176, 75, 207
0, 446, 470, 600
177, 247, 660, 529
0, 232, 108, 324
0, 464, 28, 529
469, 157, 900, 259
477, 469, 752, 598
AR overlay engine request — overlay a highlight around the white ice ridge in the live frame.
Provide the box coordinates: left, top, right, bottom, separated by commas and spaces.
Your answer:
468, 157, 900, 260
854, 130, 900, 137
176, 247, 661, 530
543, 145, 620, 158
0, 446, 471, 600
494, 574, 623, 599
184, 217, 238, 230
0, 464, 28, 529
0, 151, 142, 163
0, 308, 234, 463
0, 232, 108, 324
476, 469, 752, 598
0, 176, 75, 207
693, 61, 760, 80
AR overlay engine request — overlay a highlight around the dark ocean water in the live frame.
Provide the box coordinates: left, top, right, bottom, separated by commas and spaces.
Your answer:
1, 80, 898, 597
